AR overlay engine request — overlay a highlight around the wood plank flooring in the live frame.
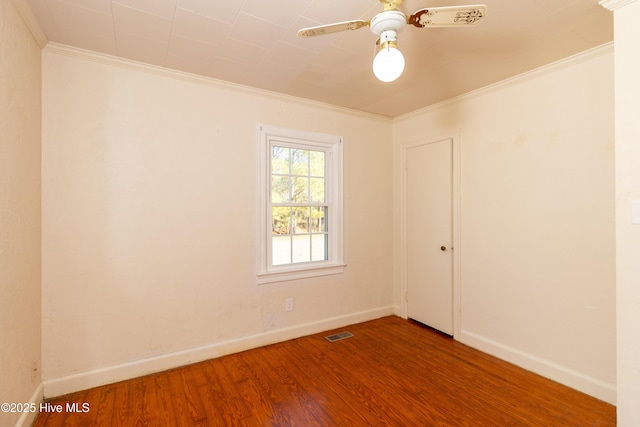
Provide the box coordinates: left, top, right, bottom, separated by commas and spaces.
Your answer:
33, 316, 615, 426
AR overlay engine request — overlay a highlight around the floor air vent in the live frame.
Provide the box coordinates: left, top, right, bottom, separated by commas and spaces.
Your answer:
325, 331, 354, 342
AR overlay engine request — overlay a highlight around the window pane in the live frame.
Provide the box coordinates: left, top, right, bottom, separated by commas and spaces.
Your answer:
292, 207, 309, 234
310, 151, 325, 177
310, 178, 324, 203
292, 235, 311, 263
312, 234, 328, 261
271, 146, 289, 174
272, 207, 291, 235
292, 177, 308, 203
272, 236, 291, 265
271, 175, 290, 202
291, 149, 309, 176
311, 206, 326, 232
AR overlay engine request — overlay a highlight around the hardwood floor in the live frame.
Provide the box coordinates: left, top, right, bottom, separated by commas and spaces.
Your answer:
33, 316, 615, 426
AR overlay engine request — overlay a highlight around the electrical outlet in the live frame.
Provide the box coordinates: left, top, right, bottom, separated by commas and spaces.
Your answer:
285, 297, 294, 312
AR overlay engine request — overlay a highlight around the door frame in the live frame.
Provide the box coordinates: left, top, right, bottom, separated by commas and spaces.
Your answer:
400, 133, 462, 338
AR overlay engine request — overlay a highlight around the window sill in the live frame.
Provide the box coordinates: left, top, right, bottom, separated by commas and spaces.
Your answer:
257, 263, 346, 285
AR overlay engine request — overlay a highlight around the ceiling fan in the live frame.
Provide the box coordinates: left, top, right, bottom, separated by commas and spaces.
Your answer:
297, 0, 487, 82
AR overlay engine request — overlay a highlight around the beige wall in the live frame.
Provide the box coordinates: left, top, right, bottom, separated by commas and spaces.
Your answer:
39, 29, 618, 407
0, 1, 42, 426
41, 46, 394, 395
393, 46, 616, 403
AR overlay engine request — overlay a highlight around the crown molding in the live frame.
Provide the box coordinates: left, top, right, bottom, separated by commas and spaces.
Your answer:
600, 0, 638, 11
11, 0, 47, 48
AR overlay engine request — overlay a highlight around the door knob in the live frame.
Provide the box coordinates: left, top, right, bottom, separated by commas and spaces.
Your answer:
440, 246, 447, 251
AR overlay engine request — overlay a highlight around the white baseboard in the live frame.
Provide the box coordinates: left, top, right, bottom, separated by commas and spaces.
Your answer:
43, 306, 394, 398
392, 304, 402, 316
14, 382, 43, 427
458, 329, 616, 405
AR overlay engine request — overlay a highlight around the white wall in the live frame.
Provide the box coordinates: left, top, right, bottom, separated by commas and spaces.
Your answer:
41, 45, 394, 396
393, 45, 616, 403
604, 0, 640, 424
0, 1, 42, 426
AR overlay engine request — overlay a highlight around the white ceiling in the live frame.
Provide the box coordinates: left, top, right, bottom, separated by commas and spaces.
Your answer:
25, 0, 612, 117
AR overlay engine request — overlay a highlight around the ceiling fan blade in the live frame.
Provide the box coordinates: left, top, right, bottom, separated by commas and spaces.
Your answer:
297, 20, 370, 38
408, 4, 487, 28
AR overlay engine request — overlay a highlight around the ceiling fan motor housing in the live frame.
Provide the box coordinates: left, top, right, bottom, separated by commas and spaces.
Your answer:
370, 10, 407, 36
378, 29, 398, 46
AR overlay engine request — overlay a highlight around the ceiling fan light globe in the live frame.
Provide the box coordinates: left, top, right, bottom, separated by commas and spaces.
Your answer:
373, 46, 405, 82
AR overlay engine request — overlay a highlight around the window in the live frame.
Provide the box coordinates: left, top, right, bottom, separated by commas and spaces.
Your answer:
257, 124, 344, 284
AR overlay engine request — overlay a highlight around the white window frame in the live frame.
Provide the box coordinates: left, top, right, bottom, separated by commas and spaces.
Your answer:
257, 124, 344, 284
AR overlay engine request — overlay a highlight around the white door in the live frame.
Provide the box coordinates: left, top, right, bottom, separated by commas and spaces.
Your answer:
406, 138, 453, 335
